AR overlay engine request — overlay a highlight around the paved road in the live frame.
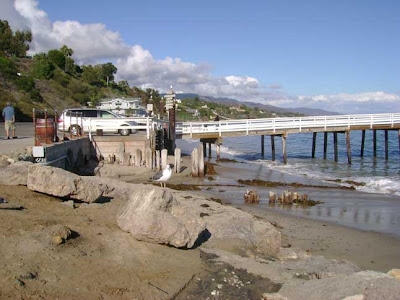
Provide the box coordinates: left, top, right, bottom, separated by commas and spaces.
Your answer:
0, 122, 35, 154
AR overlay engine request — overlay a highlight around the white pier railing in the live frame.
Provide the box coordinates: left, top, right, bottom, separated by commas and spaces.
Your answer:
176, 113, 400, 138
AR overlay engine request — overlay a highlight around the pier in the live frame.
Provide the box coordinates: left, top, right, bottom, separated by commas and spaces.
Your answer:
176, 113, 400, 164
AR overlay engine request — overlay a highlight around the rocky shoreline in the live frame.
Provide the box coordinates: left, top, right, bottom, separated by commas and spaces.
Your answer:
1, 157, 400, 299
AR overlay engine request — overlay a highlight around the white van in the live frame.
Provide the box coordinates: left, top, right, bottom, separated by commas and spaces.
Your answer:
58, 108, 138, 136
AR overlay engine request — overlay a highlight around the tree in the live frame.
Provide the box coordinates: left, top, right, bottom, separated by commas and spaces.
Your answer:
60, 45, 75, 73
47, 49, 65, 70
100, 62, 117, 86
0, 20, 31, 57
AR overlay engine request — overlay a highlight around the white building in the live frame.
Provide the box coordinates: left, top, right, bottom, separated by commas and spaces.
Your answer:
97, 98, 147, 116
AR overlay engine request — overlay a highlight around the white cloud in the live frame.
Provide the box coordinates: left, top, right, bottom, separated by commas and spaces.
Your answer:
1, 0, 399, 114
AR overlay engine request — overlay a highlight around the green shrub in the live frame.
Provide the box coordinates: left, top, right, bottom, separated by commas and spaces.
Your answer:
15, 75, 35, 91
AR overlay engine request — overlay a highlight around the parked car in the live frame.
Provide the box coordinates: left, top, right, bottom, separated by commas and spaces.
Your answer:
58, 108, 138, 136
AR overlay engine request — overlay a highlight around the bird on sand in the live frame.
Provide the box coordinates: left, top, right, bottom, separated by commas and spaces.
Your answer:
151, 164, 172, 188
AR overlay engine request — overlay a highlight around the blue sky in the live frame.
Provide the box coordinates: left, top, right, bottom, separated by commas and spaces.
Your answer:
1, 0, 400, 113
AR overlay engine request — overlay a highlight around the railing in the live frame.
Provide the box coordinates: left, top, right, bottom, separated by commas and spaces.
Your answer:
176, 113, 400, 138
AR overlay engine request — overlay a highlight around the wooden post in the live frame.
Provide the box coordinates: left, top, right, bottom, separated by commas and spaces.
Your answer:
161, 149, 168, 170
174, 148, 181, 173
261, 135, 265, 158
202, 142, 207, 159
155, 150, 161, 170
145, 148, 152, 169
271, 135, 276, 161
333, 132, 338, 162
134, 149, 142, 167
282, 134, 287, 165
323, 132, 328, 159
373, 129, 377, 157
191, 148, 198, 177
198, 144, 205, 177
360, 130, 365, 157
346, 131, 352, 164
385, 129, 389, 160
208, 142, 212, 158
216, 144, 221, 160
312, 132, 317, 158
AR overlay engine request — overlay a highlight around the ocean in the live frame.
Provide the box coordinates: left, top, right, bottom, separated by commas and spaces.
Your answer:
176, 130, 400, 237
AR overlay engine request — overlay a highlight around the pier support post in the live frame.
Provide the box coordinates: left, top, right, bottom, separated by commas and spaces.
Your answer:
216, 144, 221, 160
399, 129, 400, 159
373, 129, 377, 157
161, 149, 168, 170
202, 142, 207, 159
346, 131, 352, 164
261, 135, 265, 158
312, 132, 317, 158
191, 148, 198, 177
198, 144, 205, 177
385, 130, 389, 160
282, 134, 287, 165
271, 135, 276, 161
208, 142, 212, 158
333, 132, 338, 162
361, 130, 365, 157
174, 148, 181, 173
324, 132, 328, 159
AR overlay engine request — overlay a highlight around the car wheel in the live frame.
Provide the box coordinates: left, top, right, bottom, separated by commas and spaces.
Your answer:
69, 125, 82, 136
119, 126, 131, 136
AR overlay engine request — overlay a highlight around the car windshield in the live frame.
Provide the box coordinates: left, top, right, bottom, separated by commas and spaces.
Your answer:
101, 111, 115, 118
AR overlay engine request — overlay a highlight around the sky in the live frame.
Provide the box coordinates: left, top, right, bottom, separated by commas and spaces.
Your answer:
1, 0, 400, 114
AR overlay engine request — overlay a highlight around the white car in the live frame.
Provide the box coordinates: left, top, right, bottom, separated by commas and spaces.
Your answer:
58, 108, 138, 136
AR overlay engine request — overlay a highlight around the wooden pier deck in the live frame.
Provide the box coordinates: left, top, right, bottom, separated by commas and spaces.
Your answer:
176, 113, 400, 164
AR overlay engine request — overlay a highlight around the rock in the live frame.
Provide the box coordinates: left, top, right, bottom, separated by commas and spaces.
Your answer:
388, 269, 400, 281
52, 236, 63, 245
0, 161, 33, 185
117, 186, 206, 248
278, 247, 310, 261
278, 270, 400, 300
27, 165, 113, 203
0, 155, 10, 167
62, 200, 75, 209
262, 293, 288, 300
342, 295, 364, 300
51, 225, 72, 240
194, 197, 281, 256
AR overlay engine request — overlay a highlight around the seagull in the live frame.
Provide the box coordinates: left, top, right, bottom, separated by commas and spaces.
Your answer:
151, 164, 172, 188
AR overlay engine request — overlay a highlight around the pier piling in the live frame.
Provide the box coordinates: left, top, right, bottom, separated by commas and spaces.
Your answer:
312, 132, 317, 158
361, 130, 365, 157
346, 131, 352, 164
271, 135, 276, 161
324, 132, 328, 159
261, 135, 265, 158
385, 130, 389, 160
282, 134, 287, 165
333, 132, 338, 162
373, 130, 377, 157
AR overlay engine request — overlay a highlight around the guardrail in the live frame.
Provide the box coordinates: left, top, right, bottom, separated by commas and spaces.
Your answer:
176, 113, 400, 138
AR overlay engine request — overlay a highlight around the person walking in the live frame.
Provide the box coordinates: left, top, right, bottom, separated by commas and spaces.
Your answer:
2, 102, 16, 139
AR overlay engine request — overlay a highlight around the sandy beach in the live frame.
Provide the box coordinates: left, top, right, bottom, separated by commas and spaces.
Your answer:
1, 152, 400, 299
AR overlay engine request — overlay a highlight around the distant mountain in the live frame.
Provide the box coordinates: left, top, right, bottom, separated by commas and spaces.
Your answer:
175, 93, 339, 116
285, 107, 340, 116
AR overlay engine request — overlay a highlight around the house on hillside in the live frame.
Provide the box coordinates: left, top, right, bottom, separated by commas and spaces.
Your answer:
97, 98, 147, 116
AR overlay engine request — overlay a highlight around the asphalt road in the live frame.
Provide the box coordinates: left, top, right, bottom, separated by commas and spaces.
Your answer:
0, 122, 35, 154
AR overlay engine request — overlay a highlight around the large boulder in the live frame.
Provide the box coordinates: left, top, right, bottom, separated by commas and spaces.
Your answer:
117, 186, 206, 248
176, 195, 281, 256
27, 165, 113, 203
0, 161, 33, 185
